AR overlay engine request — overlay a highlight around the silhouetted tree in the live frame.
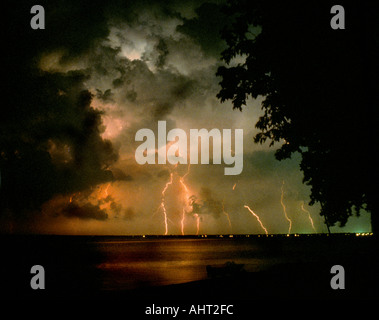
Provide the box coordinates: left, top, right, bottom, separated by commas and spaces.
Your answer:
217, 1, 378, 233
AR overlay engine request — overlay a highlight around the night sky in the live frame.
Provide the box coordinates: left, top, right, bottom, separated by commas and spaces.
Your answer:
1, 0, 371, 235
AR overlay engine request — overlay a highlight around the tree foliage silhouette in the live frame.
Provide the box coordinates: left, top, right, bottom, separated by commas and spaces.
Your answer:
217, 0, 378, 231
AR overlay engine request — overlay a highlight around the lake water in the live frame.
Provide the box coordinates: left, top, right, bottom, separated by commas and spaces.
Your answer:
93, 237, 285, 290
1, 234, 376, 298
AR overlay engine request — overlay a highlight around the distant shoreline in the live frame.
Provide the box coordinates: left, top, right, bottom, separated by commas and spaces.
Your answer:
0, 232, 373, 239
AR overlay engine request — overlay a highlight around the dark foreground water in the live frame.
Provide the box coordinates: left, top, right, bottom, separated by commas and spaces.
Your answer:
1, 234, 378, 300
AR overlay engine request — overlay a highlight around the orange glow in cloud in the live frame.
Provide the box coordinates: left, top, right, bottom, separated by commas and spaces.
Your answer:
101, 116, 126, 140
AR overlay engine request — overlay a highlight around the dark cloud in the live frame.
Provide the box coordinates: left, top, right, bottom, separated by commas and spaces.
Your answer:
125, 90, 138, 102
157, 169, 171, 179
3, 0, 367, 235
123, 207, 136, 220
40, 196, 108, 221
110, 201, 123, 217
170, 77, 197, 101
143, 38, 170, 69
1, 68, 118, 219
96, 89, 114, 103
59, 202, 108, 221
177, 1, 228, 57
111, 168, 133, 181
190, 187, 223, 217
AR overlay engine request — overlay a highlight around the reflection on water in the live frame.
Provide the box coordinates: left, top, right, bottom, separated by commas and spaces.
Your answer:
2, 234, 376, 299
2, 234, 372, 297
92, 238, 283, 291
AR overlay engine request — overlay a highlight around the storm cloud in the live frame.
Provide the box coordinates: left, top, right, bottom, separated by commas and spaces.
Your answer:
1, 0, 370, 234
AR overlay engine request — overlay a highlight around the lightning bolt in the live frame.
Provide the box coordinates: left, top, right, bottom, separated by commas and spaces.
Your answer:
90, 183, 113, 210
222, 201, 232, 231
301, 201, 316, 232
194, 213, 200, 235
181, 209, 186, 235
281, 180, 292, 234
69, 192, 81, 203
102, 183, 111, 198
160, 173, 173, 235
244, 205, 268, 235
156, 162, 193, 235
179, 164, 191, 235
